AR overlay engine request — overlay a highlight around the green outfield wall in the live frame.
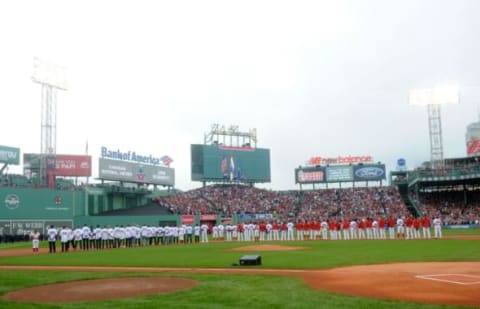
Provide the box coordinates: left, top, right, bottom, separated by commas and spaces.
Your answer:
0, 187, 83, 219
73, 215, 180, 228
0, 186, 237, 235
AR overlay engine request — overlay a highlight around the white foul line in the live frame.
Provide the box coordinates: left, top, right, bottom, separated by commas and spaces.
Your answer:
415, 274, 480, 286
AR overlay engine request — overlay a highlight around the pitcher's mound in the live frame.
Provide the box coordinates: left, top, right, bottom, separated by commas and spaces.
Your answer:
4, 277, 197, 303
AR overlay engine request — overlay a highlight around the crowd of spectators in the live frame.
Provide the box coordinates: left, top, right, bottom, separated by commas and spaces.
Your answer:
155, 185, 409, 221
298, 186, 406, 220
415, 190, 480, 225
157, 184, 480, 225
414, 157, 480, 177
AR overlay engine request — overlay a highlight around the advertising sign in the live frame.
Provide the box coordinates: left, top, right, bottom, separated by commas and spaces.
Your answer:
101, 146, 170, 166
200, 214, 217, 221
48, 155, 92, 177
24, 154, 92, 177
353, 164, 386, 181
99, 158, 174, 186
308, 155, 373, 166
467, 139, 480, 156
0, 220, 73, 236
295, 166, 325, 184
326, 165, 354, 182
0, 145, 20, 165
182, 215, 195, 225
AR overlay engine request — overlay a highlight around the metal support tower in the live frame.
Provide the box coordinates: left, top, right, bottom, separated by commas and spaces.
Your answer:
427, 104, 444, 169
410, 84, 459, 170
32, 58, 67, 185
40, 84, 58, 155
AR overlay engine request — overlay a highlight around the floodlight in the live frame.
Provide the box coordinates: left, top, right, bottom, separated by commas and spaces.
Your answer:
433, 84, 459, 105
409, 84, 459, 106
409, 88, 434, 106
32, 57, 68, 90
409, 83, 460, 169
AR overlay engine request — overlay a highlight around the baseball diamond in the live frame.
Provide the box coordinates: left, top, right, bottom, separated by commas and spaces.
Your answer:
1, 234, 480, 308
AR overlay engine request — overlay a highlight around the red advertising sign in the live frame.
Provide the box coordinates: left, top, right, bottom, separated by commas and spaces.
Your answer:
308, 155, 373, 166
467, 139, 480, 156
221, 218, 233, 224
54, 155, 92, 176
182, 215, 195, 225
200, 214, 217, 221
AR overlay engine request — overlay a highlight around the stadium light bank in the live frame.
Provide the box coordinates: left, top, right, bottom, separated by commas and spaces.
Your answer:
409, 84, 460, 169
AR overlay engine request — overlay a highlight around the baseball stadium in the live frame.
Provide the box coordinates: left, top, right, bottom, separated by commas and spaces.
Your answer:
1, 113, 480, 308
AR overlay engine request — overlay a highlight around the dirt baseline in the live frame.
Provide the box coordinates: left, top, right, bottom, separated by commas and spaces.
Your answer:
1, 262, 479, 306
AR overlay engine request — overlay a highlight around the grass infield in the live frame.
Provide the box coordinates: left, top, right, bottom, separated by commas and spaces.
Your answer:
0, 229, 479, 308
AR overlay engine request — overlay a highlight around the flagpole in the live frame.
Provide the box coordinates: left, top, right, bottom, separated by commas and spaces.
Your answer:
85, 138, 89, 185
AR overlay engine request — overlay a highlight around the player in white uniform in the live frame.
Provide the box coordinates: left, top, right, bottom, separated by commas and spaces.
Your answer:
47, 225, 58, 253
81, 224, 91, 250
59, 226, 71, 252
200, 224, 209, 243
94, 225, 102, 249
396, 217, 405, 239
286, 221, 295, 241
232, 224, 239, 241
225, 224, 232, 242
433, 217, 442, 238
349, 220, 357, 239
218, 224, 225, 241
372, 219, 379, 240
321, 220, 328, 240
30, 230, 41, 253
100, 226, 109, 249
141, 225, 150, 246
212, 225, 219, 241
185, 225, 193, 244
194, 225, 201, 243
253, 223, 260, 242
178, 225, 185, 244
125, 225, 133, 247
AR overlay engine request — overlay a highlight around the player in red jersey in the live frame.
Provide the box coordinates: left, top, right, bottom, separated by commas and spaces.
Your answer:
296, 220, 304, 241
342, 220, 350, 240
422, 216, 431, 239
387, 216, 396, 239
405, 216, 413, 239
378, 217, 386, 239
413, 217, 421, 239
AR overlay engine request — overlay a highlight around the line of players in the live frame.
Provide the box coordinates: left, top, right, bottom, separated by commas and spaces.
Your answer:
40, 216, 443, 253
43, 223, 211, 253
210, 216, 443, 242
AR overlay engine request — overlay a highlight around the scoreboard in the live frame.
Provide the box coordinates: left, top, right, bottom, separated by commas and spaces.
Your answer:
191, 144, 271, 183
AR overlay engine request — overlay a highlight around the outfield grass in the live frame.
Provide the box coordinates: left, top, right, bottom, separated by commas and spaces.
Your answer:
0, 233, 479, 308
0, 270, 461, 309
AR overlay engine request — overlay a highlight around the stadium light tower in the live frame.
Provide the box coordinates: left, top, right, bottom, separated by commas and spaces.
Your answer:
409, 84, 459, 169
32, 57, 68, 183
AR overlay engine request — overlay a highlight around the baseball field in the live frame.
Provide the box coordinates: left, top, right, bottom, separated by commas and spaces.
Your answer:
0, 229, 479, 308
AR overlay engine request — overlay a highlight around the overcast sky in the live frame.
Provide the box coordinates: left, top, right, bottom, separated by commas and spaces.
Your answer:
1, 0, 480, 190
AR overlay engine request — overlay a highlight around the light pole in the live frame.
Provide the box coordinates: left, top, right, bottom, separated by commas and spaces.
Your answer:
409, 84, 459, 169
32, 57, 68, 186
